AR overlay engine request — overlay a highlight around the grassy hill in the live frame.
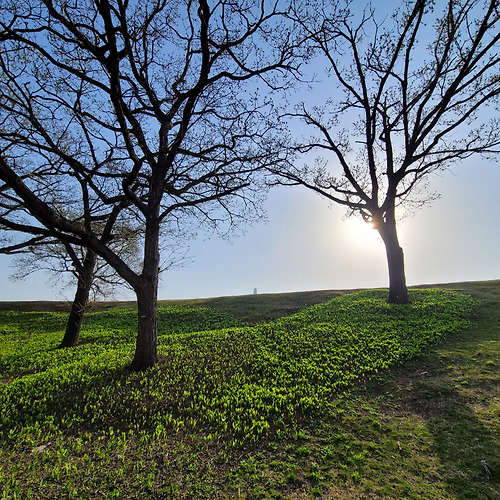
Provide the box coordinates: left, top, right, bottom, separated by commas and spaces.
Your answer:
0, 280, 498, 499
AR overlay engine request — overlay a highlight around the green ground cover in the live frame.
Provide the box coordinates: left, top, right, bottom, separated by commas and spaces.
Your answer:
0, 284, 498, 499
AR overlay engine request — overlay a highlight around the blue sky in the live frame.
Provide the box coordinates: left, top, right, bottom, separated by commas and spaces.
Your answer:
0, 0, 498, 303
1, 154, 498, 302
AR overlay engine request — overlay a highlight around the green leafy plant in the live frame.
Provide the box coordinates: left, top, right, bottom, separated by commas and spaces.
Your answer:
0, 288, 484, 499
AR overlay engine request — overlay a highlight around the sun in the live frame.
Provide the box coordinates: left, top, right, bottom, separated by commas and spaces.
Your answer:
344, 218, 382, 248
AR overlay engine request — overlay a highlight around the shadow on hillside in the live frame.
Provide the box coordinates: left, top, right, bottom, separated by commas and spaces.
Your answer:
0, 363, 139, 444
395, 293, 500, 499
202, 289, 346, 324
400, 371, 500, 498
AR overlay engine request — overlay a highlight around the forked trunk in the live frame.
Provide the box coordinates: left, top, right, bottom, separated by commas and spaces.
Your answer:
377, 215, 409, 304
131, 214, 160, 371
59, 250, 97, 347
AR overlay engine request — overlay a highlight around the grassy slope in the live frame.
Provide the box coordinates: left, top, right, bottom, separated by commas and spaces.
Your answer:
306, 280, 500, 499
0, 288, 348, 320
215, 281, 500, 499
0, 280, 498, 499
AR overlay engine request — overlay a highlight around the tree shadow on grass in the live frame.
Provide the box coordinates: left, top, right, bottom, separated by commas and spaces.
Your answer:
0, 361, 136, 443
400, 371, 499, 498
393, 304, 500, 500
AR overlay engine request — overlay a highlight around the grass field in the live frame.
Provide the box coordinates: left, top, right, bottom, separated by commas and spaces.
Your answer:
0, 281, 498, 499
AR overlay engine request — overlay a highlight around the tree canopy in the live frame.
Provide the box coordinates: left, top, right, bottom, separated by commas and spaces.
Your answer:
275, 0, 500, 302
0, 0, 301, 368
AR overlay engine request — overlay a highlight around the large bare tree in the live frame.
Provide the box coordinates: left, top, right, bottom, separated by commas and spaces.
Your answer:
0, 0, 299, 368
277, 0, 500, 303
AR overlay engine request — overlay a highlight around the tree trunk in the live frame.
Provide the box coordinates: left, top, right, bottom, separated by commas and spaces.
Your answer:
131, 214, 160, 371
59, 249, 98, 347
378, 215, 409, 304
132, 284, 158, 370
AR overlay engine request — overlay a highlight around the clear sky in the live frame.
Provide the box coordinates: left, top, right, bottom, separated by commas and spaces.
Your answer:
0, 0, 498, 303
0, 154, 498, 302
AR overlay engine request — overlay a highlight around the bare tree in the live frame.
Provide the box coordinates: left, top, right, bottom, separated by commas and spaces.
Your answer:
276, 0, 500, 303
1, 219, 190, 348
0, 0, 299, 369
0, 222, 144, 347
1, 238, 100, 347
0, 178, 138, 345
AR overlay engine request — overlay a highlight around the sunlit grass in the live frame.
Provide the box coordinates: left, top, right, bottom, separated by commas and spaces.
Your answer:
0, 286, 494, 499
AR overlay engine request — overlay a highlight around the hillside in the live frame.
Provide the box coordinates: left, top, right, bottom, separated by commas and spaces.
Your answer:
0, 280, 498, 499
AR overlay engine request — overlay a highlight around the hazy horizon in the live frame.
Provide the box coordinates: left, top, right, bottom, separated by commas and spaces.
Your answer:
1, 156, 498, 303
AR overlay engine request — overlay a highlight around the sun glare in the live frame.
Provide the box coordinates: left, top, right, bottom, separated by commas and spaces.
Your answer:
344, 219, 382, 248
